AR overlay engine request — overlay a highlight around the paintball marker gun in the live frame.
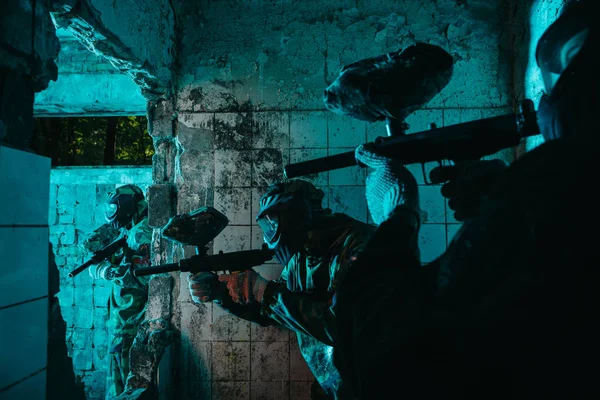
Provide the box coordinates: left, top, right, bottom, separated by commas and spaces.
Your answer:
133, 207, 274, 278
69, 235, 127, 278
284, 100, 540, 179
284, 41, 540, 179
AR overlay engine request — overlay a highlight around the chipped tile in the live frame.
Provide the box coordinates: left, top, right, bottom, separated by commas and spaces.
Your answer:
178, 112, 214, 129
251, 341, 290, 381
250, 381, 290, 400
180, 300, 212, 341
213, 113, 254, 150
212, 304, 251, 341
213, 226, 251, 253
328, 113, 366, 148
214, 188, 252, 225
179, 149, 215, 187
252, 149, 289, 187
290, 112, 328, 149
251, 321, 289, 342
215, 150, 252, 187
212, 381, 250, 400
290, 381, 313, 400
177, 113, 214, 152
253, 112, 289, 149
177, 183, 215, 214
212, 341, 250, 380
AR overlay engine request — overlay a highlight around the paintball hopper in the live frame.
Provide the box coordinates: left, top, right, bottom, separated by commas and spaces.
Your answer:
323, 42, 454, 125
161, 207, 229, 247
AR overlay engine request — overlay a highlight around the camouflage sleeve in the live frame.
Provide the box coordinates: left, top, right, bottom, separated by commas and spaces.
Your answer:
260, 229, 372, 346
114, 219, 153, 289
82, 224, 124, 280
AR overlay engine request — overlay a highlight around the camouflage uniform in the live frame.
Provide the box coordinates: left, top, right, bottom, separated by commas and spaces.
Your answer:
82, 196, 153, 399
218, 213, 375, 399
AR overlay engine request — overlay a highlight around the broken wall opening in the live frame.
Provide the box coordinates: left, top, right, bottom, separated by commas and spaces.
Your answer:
33, 116, 154, 166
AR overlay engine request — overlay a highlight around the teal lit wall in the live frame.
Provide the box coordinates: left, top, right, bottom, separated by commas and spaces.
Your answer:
34, 28, 147, 117
49, 166, 152, 398
524, 0, 566, 151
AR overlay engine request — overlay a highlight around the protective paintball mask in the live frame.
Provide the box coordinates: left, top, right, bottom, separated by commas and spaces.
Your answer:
256, 194, 313, 266
536, 1, 597, 141
105, 193, 139, 230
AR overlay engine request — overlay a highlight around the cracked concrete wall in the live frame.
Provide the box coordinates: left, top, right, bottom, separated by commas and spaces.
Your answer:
175, 0, 514, 112
141, 1, 523, 399
34, 28, 147, 116
50, 0, 175, 99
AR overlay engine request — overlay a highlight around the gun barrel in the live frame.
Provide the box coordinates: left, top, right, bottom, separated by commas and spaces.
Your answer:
284, 151, 356, 179
133, 262, 180, 277
133, 248, 275, 278
283, 110, 540, 178
68, 259, 94, 278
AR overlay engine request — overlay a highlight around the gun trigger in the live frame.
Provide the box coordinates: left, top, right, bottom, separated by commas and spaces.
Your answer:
421, 163, 431, 185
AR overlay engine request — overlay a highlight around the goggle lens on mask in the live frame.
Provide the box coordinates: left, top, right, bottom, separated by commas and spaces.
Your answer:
105, 203, 118, 221
257, 213, 279, 244
538, 29, 589, 93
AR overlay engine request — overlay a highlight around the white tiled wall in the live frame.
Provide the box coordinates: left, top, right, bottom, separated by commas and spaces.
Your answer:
176, 106, 515, 399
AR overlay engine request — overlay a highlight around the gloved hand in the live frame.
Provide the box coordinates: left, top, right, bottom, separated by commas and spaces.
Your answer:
89, 260, 123, 280
218, 269, 269, 305
429, 159, 508, 221
188, 272, 220, 304
355, 143, 420, 225
89, 261, 144, 289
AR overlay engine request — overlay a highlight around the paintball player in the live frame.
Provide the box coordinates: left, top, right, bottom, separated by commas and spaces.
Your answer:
81, 184, 153, 398
188, 179, 376, 399
334, 0, 600, 399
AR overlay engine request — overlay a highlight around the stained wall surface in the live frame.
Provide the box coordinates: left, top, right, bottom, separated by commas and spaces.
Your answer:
144, 1, 519, 398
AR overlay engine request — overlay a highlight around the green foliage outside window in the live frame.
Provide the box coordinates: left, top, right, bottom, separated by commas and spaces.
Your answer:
33, 116, 154, 166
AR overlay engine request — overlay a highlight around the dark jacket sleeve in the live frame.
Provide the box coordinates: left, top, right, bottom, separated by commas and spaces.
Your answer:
259, 227, 374, 347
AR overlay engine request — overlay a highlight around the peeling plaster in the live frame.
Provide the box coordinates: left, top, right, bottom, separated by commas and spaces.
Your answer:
50, 0, 175, 99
